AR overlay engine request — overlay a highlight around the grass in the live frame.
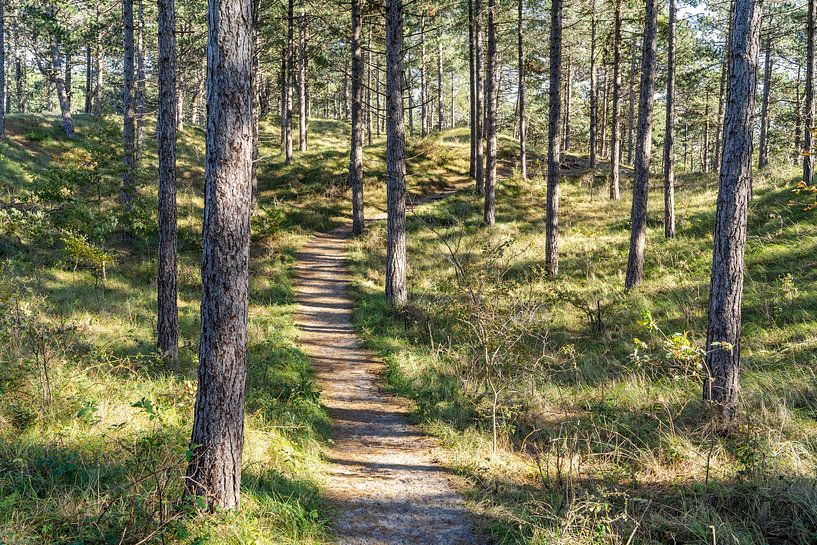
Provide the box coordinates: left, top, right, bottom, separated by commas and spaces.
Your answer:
347, 137, 817, 544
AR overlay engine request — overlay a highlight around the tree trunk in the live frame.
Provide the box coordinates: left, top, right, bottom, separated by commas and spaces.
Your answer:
420, 14, 427, 137
468, 0, 475, 176
285, 0, 294, 164
475, 0, 484, 193
157, 0, 178, 366
280, 47, 286, 151
348, 0, 365, 236
624, 0, 658, 290
599, 70, 608, 157
49, 38, 74, 138
545, 0, 562, 276
14, 16, 25, 113
366, 25, 373, 145
795, 64, 802, 163
715, 0, 735, 173
437, 27, 443, 132
589, 0, 597, 169
703, 90, 710, 172
704, 0, 763, 430
94, 8, 104, 117
517, 0, 527, 179
626, 37, 637, 164
483, 0, 498, 225
85, 45, 92, 114
0, 0, 4, 140
186, 0, 253, 510
385, 0, 407, 308
123, 0, 136, 213
136, 0, 145, 163
757, 27, 772, 169
806, 0, 815, 185
609, 0, 622, 199
64, 52, 72, 111
376, 59, 382, 136
299, 0, 308, 151
563, 53, 571, 150
663, 0, 676, 238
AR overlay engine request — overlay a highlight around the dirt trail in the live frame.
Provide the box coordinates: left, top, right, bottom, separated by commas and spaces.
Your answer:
294, 187, 484, 545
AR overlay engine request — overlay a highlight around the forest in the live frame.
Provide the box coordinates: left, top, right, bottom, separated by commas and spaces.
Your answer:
0, 0, 815, 542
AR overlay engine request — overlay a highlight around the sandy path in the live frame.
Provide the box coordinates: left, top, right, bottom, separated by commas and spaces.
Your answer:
294, 188, 484, 545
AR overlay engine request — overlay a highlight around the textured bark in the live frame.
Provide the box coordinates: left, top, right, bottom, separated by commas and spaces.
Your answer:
280, 47, 286, 152
545, 0, 562, 277
136, 0, 145, 163
299, 0, 308, 151
589, 0, 597, 169
385, 0, 407, 308
563, 53, 571, 150
663, 0, 676, 238
366, 25, 373, 145
437, 28, 443, 132
483, 0, 498, 226
348, 0, 365, 236
517, 0, 527, 179
757, 27, 772, 169
468, 0, 476, 177
624, 0, 658, 290
123, 0, 136, 213
420, 14, 427, 136
186, 0, 254, 511
704, 0, 763, 429
806, 0, 815, 184
49, 29, 74, 138
715, 0, 735, 173
626, 37, 637, 164
609, 0, 621, 200
64, 52, 72, 111
474, 0, 484, 193
599, 70, 608, 157
157, 0, 178, 366
0, 0, 4, 140
285, 0, 294, 164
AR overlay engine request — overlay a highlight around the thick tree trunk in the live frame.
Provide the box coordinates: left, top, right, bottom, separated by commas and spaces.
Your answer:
624, 0, 658, 290
285, 0, 294, 164
136, 0, 145, 163
475, 0, 484, 193
299, 0, 308, 151
348, 0, 365, 236
609, 0, 622, 199
589, 0, 597, 169
806, 0, 816, 185
0, 0, 4, 140
545, 0, 562, 276
437, 28, 443, 131
757, 28, 772, 169
704, 0, 763, 430
468, 0, 476, 177
626, 37, 637, 164
385, 0, 407, 308
123, 0, 136, 213
483, 0, 498, 226
517, 0, 527, 179
157, 0, 178, 366
663, 0, 676, 238
186, 0, 254, 510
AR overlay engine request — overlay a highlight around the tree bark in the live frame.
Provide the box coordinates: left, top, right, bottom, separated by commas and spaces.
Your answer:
84, 45, 92, 114
186, 0, 254, 511
663, 0, 676, 238
609, 0, 622, 200
468, 0, 476, 177
563, 53, 571, 151
14, 16, 25, 113
703, 90, 710, 172
385, 0, 407, 308
285, 0, 294, 164
517, 0, 527, 179
757, 26, 772, 169
475, 0, 484, 193
806, 0, 815, 185
624, 0, 658, 290
794, 64, 802, 163
299, 0, 308, 151
136, 0, 146, 163
704, 0, 763, 430
483, 0, 498, 226
349, 0, 365, 236
715, 0, 735, 173
626, 37, 637, 164
123, 0, 136, 212
376, 59, 382, 136
589, 0, 597, 169
65, 52, 72, 111
157, 0, 178, 366
420, 14, 427, 136
366, 25, 373, 145
437, 27, 443, 131
545, 0, 562, 276
0, 0, 4, 140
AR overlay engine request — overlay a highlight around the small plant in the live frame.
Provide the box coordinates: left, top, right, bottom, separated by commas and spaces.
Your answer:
629, 308, 705, 378
60, 231, 113, 280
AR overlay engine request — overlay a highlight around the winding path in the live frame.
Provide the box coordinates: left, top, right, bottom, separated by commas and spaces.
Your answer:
293, 188, 484, 545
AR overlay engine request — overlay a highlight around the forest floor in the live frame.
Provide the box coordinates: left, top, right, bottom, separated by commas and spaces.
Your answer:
293, 186, 484, 544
